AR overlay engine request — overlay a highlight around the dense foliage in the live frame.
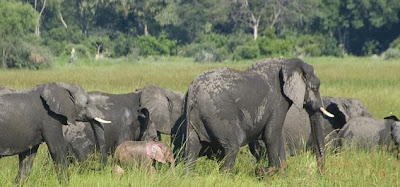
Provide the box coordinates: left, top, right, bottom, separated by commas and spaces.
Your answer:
1, 0, 400, 68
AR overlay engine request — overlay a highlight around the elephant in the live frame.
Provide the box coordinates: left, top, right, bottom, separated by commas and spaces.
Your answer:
173, 58, 334, 175
137, 84, 184, 140
337, 115, 400, 156
0, 82, 110, 184
114, 140, 174, 175
249, 96, 372, 160
63, 90, 158, 164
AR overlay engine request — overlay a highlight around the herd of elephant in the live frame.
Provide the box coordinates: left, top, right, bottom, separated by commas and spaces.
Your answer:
1, 58, 399, 184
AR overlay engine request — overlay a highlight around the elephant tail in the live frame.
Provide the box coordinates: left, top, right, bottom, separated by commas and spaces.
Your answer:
184, 84, 195, 157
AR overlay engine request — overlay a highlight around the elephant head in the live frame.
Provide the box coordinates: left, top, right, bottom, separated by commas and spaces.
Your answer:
146, 141, 175, 165
40, 82, 110, 166
385, 115, 400, 158
40, 82, 110, 125
139, 84, 184, 137
323, 97, 372, 129
280, 58, 334, 171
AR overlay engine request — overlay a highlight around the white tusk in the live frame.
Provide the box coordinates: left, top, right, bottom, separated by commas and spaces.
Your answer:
320, 107, 335, 118
94, 117, 111, 124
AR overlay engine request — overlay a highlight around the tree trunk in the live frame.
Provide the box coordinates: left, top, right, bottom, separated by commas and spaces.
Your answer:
253, 24, 258, 40
1, 48, 5, 68
144, 23, 149, 36
35, 0, 46, 37
81, 11, 87, 36
59, 11, 68, 29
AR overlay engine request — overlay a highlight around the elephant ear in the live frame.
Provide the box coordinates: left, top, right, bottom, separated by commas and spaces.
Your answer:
390, 121, 400, 150
384, 115, 400, 121
282, 61, 306, 109
141, 85, 172, 133
146, 143, 166, 163
41, 83, 76, 125
138, 108, 157, 140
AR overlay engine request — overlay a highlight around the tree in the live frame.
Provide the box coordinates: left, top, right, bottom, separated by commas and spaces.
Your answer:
24, 0, 68, 37
231, 0, 318, 40
35, 0, 46, 37
0, 0, 37, 67
314, 0, 400, 55
176, 0, 231, 42
110, 0, 168, 36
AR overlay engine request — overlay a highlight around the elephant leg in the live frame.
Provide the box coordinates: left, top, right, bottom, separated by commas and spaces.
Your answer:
249, 141, 267, 162
157, 131, 162, 141
14, 145, 39, 185
219, 146, 239, 172
262, 107, 289, 174
249, 141, 260, 162
42, 127, 69, 184
185, 129, 202, 172
278, 135, 287, 169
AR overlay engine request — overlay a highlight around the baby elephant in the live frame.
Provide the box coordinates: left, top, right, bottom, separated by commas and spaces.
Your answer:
114, 141, 174, 175
338, 115, 400, 156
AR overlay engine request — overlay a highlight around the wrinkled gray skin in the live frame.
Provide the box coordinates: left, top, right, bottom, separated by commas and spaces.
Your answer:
114, 140, 174, 172
174, 58, 327, 174
338, 115, 400, 156
0, 83, 107, 184
249, 97, 372, 160
138, 84, 184, 140
63, 91, 157, 164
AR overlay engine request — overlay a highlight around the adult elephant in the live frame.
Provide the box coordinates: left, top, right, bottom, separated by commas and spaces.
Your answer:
174, 58, 334, 174
250, 97, 372, 160
337, 115, 400, 155
0, 82, 110, 184
138, 84, 184, 140
63, 90, 157, 163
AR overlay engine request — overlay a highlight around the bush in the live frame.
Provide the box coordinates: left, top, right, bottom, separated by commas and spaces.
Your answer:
182, 42, 228, 63
233, 40, 260, 60
1, 36, 53, 69
321, 37, 343, 57
294, 35, 323, 57
389, 37, 400, 50
383, 48, 400, 60
110, 32, 133, 57
158, 32, 178, 56
258, 37, 294, 57
64, 44, 91, 58
44, 26, 85, 56
362, 40, 380, 56
199, 33, 228, 48
226, 34, 253, 53
135, 34, 177, 56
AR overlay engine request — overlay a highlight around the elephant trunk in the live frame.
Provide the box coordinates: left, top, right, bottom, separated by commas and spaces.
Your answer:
307, 109, 325, 173
91, 120, 108, 168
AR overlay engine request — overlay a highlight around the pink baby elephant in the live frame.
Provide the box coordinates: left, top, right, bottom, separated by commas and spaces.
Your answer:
114, 140, 174, 175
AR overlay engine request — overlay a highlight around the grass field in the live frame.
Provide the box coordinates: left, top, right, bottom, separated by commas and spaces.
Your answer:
0, 56, 399, 186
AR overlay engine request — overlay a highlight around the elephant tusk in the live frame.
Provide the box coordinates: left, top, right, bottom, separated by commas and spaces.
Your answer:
94, 117, 111, 124
320, 107, 334, 118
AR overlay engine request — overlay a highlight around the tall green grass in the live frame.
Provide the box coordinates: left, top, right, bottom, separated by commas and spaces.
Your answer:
0, 56, 399, 186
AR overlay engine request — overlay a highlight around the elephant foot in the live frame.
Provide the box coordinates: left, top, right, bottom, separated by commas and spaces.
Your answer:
114, 165, 125, 177
255, 163, 287, 177
317, 156, 325, 174
255, 166, 276, 177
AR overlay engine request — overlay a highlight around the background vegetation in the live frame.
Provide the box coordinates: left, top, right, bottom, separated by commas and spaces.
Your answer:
1, 0, 400, 69
0, 57, 399, 186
